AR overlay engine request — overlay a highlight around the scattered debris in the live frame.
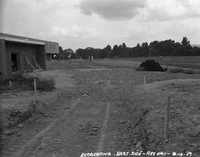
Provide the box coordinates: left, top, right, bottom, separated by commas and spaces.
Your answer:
83, 93, 89, 97
17, 124, 24, 128
94, 80, 103, 85
3, 130, 17, 135
28, 118, 34, 122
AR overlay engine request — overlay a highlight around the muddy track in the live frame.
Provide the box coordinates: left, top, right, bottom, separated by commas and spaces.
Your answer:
14, 98, 81, 157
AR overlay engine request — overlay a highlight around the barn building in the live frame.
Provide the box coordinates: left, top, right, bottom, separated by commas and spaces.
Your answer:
0, 33, 59, 78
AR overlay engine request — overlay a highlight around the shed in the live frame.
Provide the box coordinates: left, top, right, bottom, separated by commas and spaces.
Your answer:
0, 33, 59, 78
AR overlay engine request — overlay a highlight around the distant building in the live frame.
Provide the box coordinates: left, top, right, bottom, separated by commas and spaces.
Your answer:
0, 33, 59, 78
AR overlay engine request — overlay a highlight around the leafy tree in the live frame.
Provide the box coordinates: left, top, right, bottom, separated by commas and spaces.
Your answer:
104, 45, 112, 52
70, 52, 77, 59
104, 45, 113, 57
76, 48, 83, 58
62, 48, 74, 59
194, 47, 200, 56
136, 43, 140, 47
59, 46, 63, 53
141, 42, 148, 48
75, 48, 89, 59
99, 49, 108, 58
181, 36, 190, 46
112, 45, 119, 56
118, 44, 124, 57
122, 43, 127, 49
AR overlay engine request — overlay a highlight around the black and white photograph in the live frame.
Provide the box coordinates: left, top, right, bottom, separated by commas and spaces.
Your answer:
0, 0, 200, 156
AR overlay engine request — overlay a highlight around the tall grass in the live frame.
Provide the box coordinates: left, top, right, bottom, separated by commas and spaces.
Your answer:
0, 74, 55, 93
168, 68, 200, 74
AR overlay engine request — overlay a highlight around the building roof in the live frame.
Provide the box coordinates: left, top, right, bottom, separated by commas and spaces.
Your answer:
0, 33, 57, 44
0, 36, 45, 45
0, 33, 59, 54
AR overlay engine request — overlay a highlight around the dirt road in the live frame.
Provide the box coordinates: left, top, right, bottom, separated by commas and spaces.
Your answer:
1, 68, 128, 157
1, 60, 200, 157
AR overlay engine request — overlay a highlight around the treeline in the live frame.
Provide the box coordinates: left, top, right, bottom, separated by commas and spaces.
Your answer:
56, 37, 200, 59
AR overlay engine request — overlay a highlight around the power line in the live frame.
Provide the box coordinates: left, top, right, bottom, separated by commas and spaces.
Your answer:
144, 0, 167, 61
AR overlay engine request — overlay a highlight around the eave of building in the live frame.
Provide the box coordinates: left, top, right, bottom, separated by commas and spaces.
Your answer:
0, 33, 58, 45
0, 37, 45, 45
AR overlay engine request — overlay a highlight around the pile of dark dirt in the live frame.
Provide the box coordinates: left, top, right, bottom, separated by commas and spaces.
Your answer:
139, 60, 167, 72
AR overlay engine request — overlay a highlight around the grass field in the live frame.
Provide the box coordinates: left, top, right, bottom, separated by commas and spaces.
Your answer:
111, 56, 200, 69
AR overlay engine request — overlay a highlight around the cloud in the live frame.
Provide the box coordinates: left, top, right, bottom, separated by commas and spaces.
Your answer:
50, 25, 102, 39
79, 0, 145, 20
145, 0, 200, 21
51, 25, 82, 38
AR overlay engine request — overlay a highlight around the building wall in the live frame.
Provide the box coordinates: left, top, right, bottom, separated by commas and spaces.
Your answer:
0, 33, 59, 55
0, 39, 7, 76
36, 45, 46, 69
0, 33, 59, 78
5, 42, 37, 76
45, 42, 59, 55
0, 41, 46, 78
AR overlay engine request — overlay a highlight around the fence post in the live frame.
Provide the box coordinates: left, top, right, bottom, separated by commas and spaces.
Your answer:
132, 80, 135, 93
9, 81, 12, 87
165, 96, 170, 140
144, 75, 146, 85
34, 79, 37, 101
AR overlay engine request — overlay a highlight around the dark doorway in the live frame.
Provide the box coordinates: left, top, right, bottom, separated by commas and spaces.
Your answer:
11, 53, 20, 72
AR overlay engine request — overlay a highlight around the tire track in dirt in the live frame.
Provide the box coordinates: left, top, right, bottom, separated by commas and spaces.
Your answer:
96, 102, 110, 152
12, 98, 81, 157
22, 99, 108, 157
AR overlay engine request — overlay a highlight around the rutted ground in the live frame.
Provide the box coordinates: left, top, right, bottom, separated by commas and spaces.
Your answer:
1, 59, 200, 157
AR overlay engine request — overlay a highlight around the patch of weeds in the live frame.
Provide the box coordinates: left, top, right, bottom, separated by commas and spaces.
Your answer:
0, 77, 10, 94
169, 68, 200, 74
0, 74, 55, 92
35, 77, 55, 91
169, 68, 184, 73
135, 67, 145, 71
184, 69, 200, 74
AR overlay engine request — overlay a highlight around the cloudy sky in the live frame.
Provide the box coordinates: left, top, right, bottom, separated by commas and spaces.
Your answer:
0, 0, 200, 50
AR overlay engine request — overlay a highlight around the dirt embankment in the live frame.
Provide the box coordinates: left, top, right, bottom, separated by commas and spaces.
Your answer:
122, 79, 200, 155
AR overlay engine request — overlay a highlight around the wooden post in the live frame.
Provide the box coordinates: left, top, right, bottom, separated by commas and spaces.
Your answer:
165, 96, 170, 140
9, 81, 12, 87
34, 79, 37, 101
132, 80, 135, 93
144, 75, 146, 85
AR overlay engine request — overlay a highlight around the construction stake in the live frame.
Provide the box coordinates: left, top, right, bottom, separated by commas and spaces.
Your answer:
34, 79, 37, 101
165, 96, 170, 140
9, 81, 12, 87
144, 75, 146, 85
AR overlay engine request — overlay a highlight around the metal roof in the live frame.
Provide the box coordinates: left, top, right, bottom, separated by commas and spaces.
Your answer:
0, 36, 45, 45
0, 33, 59, 54
0, 33, 58, 45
